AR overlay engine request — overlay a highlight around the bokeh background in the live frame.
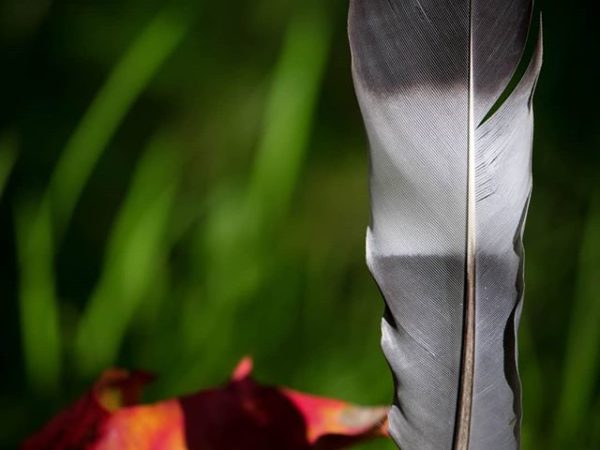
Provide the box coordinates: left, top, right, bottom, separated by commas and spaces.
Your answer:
0, 0, 598, 448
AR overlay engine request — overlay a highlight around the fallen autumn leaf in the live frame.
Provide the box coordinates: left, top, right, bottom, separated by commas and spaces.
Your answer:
22, 358, 389, 449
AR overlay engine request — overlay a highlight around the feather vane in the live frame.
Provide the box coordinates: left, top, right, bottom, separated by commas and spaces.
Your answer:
348, 1, 542, 449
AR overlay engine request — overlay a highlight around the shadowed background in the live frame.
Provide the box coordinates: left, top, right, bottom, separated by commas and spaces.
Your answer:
0, 0, 598, 449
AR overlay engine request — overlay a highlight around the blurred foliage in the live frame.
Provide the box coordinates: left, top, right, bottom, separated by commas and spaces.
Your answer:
0, 0, 598, 449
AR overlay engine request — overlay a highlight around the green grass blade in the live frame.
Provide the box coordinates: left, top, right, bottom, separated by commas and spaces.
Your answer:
169, 1, 334, 392
47, 9, 190, 233
209, 0, 333, 295
554, 190, 600, 446
246, 1, 333, 221
74, 133, 180, 377
15, 200, 61, 393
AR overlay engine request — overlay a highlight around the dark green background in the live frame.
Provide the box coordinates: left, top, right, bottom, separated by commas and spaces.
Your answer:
0, 0, 598, 448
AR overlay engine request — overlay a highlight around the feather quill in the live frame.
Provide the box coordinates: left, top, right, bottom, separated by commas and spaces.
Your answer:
348, 1, 542, 449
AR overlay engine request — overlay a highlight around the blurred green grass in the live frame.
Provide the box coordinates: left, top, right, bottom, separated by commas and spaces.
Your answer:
0, 1, 599, 449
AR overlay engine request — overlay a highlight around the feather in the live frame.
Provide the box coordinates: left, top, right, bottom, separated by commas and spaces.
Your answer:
348, 1, 542, 449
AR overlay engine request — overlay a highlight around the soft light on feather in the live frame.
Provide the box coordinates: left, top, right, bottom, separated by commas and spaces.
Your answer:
348, 1, 542, 449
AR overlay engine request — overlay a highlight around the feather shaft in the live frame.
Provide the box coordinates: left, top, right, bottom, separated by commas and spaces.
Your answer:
454, 5, 476, 448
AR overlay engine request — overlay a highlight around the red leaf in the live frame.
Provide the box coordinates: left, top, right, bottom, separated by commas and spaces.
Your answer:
22, 359, 388, 450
